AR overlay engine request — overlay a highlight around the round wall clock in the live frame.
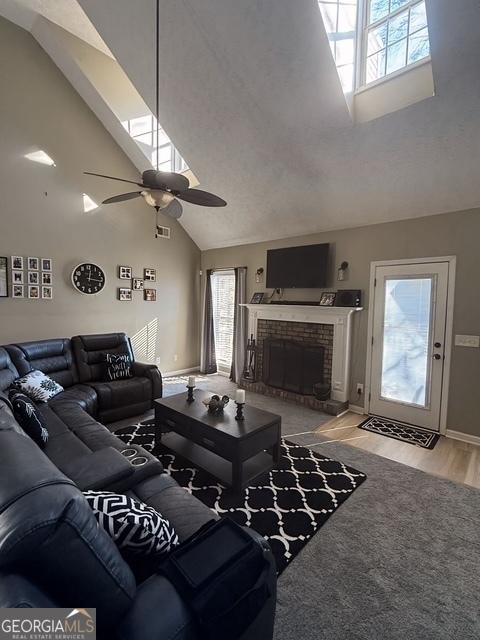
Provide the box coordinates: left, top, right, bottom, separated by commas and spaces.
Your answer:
71, 263, 106, 295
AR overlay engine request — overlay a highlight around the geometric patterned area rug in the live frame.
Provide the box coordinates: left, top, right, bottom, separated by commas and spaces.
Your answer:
116, 420, 367, 575
359, 415, 440, 450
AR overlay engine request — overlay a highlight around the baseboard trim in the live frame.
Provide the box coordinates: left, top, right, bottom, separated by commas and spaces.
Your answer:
445, 429, 480, 446
164, 366, 200, 377
349, 404, 366, 415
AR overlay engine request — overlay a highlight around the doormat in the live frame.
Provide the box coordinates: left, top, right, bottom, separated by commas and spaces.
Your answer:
359, 415, 439, 449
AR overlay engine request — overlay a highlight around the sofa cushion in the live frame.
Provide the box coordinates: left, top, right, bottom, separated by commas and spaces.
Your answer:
72, 333, 134, 383
89, 378, 152, 412
11, 369, 63, 402
128, 475, 217, 543
49, 384, 97, 416
6, 339, 79, 388
47, 401, 164, 486
84, 491, 179, 558
8, 390, 49, 448
0, 348, 19, 393
0, 392, 28, 438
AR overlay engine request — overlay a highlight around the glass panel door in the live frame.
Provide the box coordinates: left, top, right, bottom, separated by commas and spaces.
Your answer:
369, 262, 449, 431
380, 276, 434, 407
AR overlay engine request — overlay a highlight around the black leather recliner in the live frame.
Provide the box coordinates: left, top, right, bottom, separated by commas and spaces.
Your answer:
0, 342, 277, 639
6, 332, 162, 423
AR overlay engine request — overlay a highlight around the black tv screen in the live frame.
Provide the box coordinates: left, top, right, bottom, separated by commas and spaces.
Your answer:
266, 243, 329, 289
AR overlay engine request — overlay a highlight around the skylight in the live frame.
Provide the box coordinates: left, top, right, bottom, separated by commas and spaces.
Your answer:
318, 0, 358, 93
122, 115, 188, 174
365, 0, 430, 85
318, 0, 431, 93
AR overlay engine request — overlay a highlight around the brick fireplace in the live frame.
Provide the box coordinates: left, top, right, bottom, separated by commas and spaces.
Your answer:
240, 303, 362, 411
257, 319, 333, 389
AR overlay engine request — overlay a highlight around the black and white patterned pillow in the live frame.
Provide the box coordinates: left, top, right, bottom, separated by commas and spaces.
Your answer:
104, 353, 132, 381
8, 390, 49, 448
11, 369, 63, 403
83, 491, 179, 557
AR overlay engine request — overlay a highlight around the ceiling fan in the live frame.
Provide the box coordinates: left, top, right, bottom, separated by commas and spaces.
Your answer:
84, 169, 226, 220
84, 0, 226, 222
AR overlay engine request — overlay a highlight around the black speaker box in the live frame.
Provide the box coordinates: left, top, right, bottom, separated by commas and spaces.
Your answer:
335, 289, 362, 307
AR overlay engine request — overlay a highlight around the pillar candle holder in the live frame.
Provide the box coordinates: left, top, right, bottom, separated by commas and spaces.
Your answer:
235, 402, 245, 421
186, 385, 195, 403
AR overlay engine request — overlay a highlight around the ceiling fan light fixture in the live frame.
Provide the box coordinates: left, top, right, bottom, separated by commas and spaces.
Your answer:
142, 189, 175, 209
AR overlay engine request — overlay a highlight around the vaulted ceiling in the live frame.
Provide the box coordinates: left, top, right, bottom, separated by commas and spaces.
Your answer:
2, 0, 480, 250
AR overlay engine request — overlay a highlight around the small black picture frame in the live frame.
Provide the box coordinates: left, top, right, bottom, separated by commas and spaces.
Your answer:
118, 287, 132, 301
0, 257, 8, 298
319, 292, 336, 307
250, 292, 264, 304
144, 268, 156, 282
118, 265, 132, 280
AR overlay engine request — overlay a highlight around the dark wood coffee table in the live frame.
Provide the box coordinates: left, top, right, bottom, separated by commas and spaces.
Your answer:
154, 390, 281, 492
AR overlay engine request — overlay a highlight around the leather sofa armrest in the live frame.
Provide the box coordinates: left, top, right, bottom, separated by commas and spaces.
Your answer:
117, 573, 197, 640
0, 572, 59, 608
60, 447, 134, 491
132, 361, 163, 400
117, 526, 277, 640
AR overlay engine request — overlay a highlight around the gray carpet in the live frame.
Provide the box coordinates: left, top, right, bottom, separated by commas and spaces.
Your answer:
275, 439, 480, 640
111, 375, 480, 638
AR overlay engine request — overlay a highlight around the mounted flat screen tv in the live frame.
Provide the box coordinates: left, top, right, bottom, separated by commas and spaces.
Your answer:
266, 243, 329, 289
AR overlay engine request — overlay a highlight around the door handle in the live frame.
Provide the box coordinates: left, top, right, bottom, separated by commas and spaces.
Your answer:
433, 353, 442, 360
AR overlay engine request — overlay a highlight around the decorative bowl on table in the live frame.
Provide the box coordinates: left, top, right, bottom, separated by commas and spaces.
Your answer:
202, 394, 230, 414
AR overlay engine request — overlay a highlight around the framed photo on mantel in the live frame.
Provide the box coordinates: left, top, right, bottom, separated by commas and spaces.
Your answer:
250, 292, 265, 304
319, 292, 336, 307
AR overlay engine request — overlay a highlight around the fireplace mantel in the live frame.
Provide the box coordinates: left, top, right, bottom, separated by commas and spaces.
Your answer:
240, 304, 363, 403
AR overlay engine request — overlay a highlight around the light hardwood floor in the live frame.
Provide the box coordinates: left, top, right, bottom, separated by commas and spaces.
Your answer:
312, 412, 480, 489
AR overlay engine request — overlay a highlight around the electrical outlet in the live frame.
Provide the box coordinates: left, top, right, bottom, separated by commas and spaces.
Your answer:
356, 383, 364, 395
173, 354, 178, 362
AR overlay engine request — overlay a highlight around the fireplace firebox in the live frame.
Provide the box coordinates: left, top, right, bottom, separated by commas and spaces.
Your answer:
262, 338, 325, 395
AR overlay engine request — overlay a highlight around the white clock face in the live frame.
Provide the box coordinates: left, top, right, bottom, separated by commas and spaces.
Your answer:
71, 263, 106, 295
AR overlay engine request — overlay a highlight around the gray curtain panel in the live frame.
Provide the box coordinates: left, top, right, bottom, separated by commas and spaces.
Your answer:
230, 267, 248, 383
200, 269, 217, 374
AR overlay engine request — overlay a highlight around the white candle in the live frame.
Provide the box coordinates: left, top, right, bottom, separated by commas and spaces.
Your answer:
236, 389, 245, 404
188, 376, 196, 387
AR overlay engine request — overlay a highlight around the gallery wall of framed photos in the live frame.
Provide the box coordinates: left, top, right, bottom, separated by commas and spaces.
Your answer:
2, 258, 160, 305
117, 265, 157, 302
2, 256, 54, 300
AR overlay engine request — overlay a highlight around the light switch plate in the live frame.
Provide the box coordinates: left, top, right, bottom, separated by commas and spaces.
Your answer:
455, 335, 480, 348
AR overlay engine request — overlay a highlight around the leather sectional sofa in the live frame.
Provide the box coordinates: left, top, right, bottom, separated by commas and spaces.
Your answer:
0, 333, 276, 639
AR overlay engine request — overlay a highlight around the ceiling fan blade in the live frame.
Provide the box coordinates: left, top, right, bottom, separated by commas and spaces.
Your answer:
102, 192, 142, 204
162, 199, 183, 219
175, 188, 227, 207
142, 169, 189, 193
85, 171, 144, 187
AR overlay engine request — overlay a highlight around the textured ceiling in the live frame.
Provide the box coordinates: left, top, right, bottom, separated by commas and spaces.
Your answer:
4, 0, 480, 250
78, 0, 480, 250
